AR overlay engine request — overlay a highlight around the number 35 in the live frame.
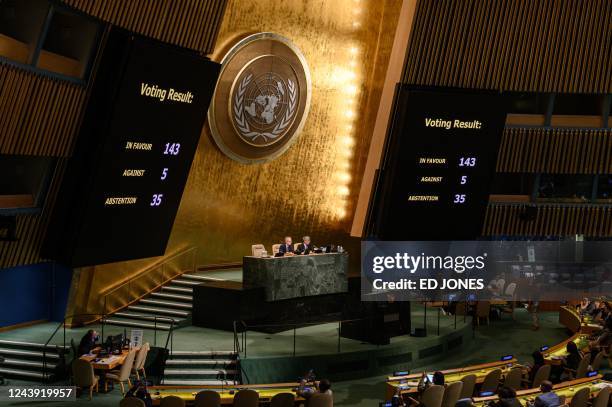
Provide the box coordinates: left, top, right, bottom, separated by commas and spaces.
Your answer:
150, 194, 163, 206
453, 194, 466, 204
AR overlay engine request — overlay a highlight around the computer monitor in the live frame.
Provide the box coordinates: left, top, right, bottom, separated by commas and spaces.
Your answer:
111, 334, 123, 352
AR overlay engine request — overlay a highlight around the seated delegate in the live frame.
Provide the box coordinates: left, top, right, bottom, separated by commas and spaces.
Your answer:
296, 236, 314, 254
527, 351, 545, 384
278, 236, 295, 256
297, 378, 333, 399
78, 330, 99, 356
407, 371, 445, 407
532, 381, 563, 407
490, 386, 522, 407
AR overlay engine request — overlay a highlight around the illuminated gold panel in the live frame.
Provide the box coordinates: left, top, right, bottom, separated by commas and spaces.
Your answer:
170, 0, 402, 263
69, 0, 402, 316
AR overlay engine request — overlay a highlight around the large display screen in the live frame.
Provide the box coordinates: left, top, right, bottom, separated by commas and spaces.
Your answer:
368, 86, 507, 240
44, 30, 220, 266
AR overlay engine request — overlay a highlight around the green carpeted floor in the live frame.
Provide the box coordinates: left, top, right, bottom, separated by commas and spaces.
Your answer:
0, 306, 467, 357
0, 308, 570, 406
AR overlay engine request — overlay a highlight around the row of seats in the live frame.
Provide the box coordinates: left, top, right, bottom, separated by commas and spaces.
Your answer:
441, 365, 548, 401
418, 382, 611, 407
488, 279, 517, 298
122, 389, 333, 407
435, 348, 607, 401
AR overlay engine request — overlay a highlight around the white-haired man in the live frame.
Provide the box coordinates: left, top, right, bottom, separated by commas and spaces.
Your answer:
297, 236, 314, 254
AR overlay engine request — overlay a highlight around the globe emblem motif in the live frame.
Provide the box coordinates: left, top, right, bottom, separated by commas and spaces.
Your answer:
244, 72, 286, 126
209, 33, 311, 163
232, 58, 299, 147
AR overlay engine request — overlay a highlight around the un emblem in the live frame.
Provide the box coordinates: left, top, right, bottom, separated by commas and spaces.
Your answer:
208, 33, 311, 163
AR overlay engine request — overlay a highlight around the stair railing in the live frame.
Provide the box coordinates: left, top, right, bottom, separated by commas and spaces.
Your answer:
100, 246, 197, 324
41, 312, 177, 384
232, 320, 247, 356
233, 320, 239, 354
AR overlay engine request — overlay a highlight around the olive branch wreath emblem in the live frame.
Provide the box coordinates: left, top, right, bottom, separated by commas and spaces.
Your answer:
233, 73, 297, 143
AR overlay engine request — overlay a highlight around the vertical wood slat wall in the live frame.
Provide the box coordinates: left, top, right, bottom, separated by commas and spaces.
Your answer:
0, 62, 83, 268
0, 62, 86, 156
0, 162, 67, 269
403, 0, 612, 93
497, 128, 612, 174
61, 0, 229, 54
483, 204, 612, 237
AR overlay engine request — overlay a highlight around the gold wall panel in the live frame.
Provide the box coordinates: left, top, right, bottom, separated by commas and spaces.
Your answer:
171, 0, 402, 263
72, 0, 403, 316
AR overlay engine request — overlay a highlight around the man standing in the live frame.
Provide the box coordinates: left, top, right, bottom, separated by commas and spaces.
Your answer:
278, 236, 294, 256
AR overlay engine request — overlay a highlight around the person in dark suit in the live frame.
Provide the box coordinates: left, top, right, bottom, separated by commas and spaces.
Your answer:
528, 351, 546, 384
78, 330, 98, 355
297, 236, 313, 254
491, 386, 522, 407
278, 236, 294, 256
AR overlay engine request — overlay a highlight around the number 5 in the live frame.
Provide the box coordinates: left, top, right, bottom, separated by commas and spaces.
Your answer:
460, 175, 468, 185
161, 168, 168, 180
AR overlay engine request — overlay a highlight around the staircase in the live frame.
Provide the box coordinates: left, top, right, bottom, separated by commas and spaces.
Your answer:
162, 350, 241, 385
103, 273, 222, 331
0, 339, 68, 381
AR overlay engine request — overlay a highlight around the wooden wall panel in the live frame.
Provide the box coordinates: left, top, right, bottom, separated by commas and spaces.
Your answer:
0, 61, 86, 157
403, 0, 612, 93
483, 204, 612, 237
496, 127, 612, 174
0, 160, 67, 269
61, 0, 228, 54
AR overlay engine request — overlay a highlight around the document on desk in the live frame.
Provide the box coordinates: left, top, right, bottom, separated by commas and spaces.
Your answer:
99, 356, 118, 364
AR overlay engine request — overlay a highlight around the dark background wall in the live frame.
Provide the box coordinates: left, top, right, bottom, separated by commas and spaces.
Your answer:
0, 262, 72, 327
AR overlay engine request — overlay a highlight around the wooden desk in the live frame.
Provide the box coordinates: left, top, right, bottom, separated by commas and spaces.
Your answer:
386, 359, 519, 399
473, 376, 608, 406
80, 348, 134, 370
559, 305, 602, 335
149, 383, 307, 405
560, 306, 583, 333
543, 332, 591, 365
